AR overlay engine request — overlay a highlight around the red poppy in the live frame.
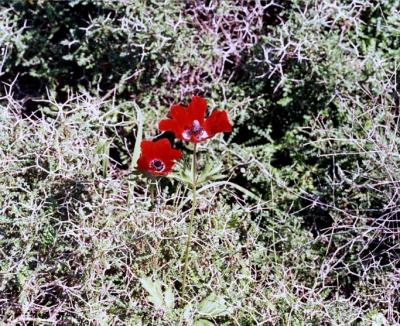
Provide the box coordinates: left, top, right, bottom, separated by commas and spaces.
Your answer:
137, 139, 182, 176
158, 96, 232, 143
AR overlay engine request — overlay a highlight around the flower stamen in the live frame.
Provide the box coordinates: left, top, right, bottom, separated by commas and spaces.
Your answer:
183, 120, 209, 141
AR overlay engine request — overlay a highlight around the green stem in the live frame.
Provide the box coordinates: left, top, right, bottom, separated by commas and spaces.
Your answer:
181, 143, 197, 298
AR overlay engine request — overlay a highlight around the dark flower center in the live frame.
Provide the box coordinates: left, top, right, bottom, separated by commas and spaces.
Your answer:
183, 120, 208, 141
150, 159, 165, 172
191, 120, 203, 134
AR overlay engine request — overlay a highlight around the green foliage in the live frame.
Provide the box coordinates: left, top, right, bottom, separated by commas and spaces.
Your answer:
140, 277, 175, 312
1, 0, 399, 324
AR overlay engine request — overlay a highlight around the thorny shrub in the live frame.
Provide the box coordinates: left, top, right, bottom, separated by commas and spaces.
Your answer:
0, 0, 399, 324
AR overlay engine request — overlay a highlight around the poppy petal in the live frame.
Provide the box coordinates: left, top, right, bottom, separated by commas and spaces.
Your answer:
187, 96, 207, 122
155, 138, 173, 154
170, 148, 182, 161
158, 97, 231, 143
137, 140, 152, 171
137, 139, 182, 176
204, 110, 232, 137
169, 104, 187, 119
159, 119, 185, 140
159, 119, 179, 132
157, 138, 182, 160
140, 139, 154, 152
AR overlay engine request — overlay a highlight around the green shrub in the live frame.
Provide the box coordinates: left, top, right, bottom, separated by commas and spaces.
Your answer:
1, 0, 399, 324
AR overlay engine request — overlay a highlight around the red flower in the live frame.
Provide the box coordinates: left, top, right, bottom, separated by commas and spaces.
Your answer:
137, 139, 182, 176
158, 96, 232, 143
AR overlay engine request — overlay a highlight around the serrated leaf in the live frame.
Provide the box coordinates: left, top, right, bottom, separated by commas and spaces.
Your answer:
198, 293, 228, 317
277, 96, 292, 107
140, 278, 175, 312
140, 277, 164, 309
197, 161, 226, 184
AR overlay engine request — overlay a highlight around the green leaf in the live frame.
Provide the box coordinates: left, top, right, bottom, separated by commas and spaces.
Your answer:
177, 180, 263, 211
96, 138, 110, 177
139, 277, 175, 312
164, 285, 175, 310
197, 181, 262, 202
139, 277, 164, 309
130, 102, 143, 172
198, 293, 228, 317
194, 319, 215, 326
182, 303, 193, 320
196, 161, 226, 184
370, 312, 388, 326
277, 96, 292, 107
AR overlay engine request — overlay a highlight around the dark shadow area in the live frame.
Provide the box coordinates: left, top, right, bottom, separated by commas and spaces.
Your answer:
1, 1, 166, 114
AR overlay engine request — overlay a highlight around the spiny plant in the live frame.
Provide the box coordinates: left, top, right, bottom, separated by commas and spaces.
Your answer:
1, 0, 400, 324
